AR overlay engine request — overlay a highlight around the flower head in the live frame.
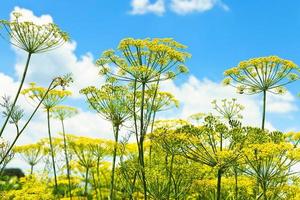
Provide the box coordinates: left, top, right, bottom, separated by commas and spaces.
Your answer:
0, 12, 69, 54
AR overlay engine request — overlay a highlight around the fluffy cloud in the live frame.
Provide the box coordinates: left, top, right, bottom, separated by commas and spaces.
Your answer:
11, 6, 53, 24
129, 0, 229, 16
171, 0, 229, 15
267, 92, 297, 113
160, 76, 297, 130
130, 0, 165, 15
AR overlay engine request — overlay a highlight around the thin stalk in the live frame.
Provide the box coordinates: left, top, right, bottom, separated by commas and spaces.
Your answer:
139, 82, 147, 200
30, 164, 34, 175
47, 109, 58, 190
262, 182, 267, 200
110, 125, 120, 200
61, 119, 72, 199
167, 154, 175, 200
91, 171, 99, 200
0, 53, 32, 137
216, 169, 222, 200
96, 157, 103, 200
234, 168, 238, 200
262, 90, 267, 130
84, 167, 89, 196
149, 111, 156, 164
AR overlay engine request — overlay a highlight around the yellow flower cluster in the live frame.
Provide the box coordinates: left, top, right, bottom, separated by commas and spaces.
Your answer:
0, 12, 69, 54
223, 55, 299, 95
225, 56, 298, 76
243, 142, 293, 159
22, 82, 72, 109
96, 38, 190, 83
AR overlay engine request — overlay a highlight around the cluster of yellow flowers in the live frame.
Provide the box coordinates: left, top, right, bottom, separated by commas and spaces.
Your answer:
243, 142, 293, 159
194, 176, 255, 193
21, 82, 72, 109
0, 12, 69, 54
96, 38, 190, 83
2, 176, 53, 200
224, 56, 298, 76
223, 56, 300, 96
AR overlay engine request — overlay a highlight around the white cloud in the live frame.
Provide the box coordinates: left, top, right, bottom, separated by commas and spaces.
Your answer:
160, 76, 297, 130
170, 0, 229, 15
129, 0, 229, 16
11, 6, 53, 24
130, 0, 166, 15
267, 92, 297, 113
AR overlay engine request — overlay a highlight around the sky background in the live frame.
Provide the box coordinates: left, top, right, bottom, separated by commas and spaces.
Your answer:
1, 0, 300, 170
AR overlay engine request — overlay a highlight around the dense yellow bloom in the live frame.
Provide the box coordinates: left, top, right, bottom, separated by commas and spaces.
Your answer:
243, 142, 293, 159
2, 176, 53, 200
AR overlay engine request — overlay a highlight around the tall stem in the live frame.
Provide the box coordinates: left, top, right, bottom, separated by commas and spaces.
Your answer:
139, 82, 147, 200
0, 53, 32, 137
167, 154, 175, 200
110, 125, 119, 200
91, 171, 99, 199
234, 168, 238, 200
61, 119, 72, 199
262, 90, 267, 130
149, 111, 156, 164
84, 167, 89, 196
262, 182, 268, 200
30, 164, 34, 175
47, 109, 58, 190
216, 169, 222, 200
96, 157, 102, 200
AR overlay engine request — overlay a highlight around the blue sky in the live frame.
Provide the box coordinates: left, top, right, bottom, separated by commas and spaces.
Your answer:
1, 0, 300, 138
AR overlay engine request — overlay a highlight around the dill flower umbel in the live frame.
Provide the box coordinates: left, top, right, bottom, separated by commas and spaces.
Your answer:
0, 12, 69, 54
223, 56, 299, 129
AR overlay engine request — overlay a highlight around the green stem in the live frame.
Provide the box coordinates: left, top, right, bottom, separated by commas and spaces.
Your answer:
110, 125, 119, 200
47, 109, 58, 191
167, 154, 175, 200
96, 157, 102, 200
91, 171, 99, 199
262, 90, 267, 130
84, 167, 89, 196
30, 164, 34, 175
149, 111, 156, 165
61, 119, 72, 199
234, 168, 238, 200
262, 182, 267, 200
139, 82, 147, 200
0, 53, 32, 137
216, 169, 222, 200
